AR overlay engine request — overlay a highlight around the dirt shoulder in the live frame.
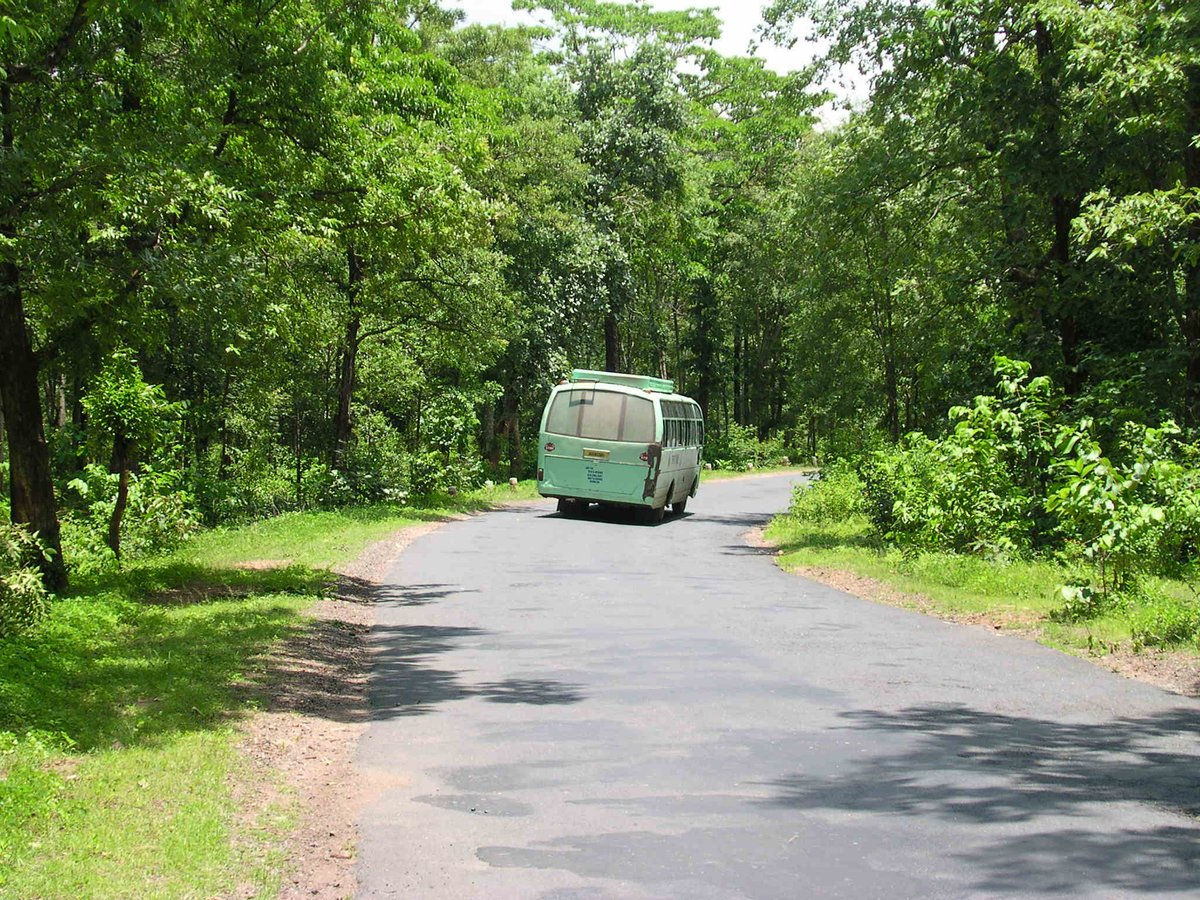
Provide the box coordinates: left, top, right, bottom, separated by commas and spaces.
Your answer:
234, 520, 446, 900
748, 527, 1200, 700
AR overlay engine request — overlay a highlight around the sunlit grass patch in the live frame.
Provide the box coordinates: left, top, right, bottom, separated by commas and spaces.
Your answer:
179, 481, 541, 571
2, 731, 287, 899
765, 513, 1200, 658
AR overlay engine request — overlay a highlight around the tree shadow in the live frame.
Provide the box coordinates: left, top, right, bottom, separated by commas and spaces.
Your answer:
759, 703, 1200, 894
374, 583, 479, 607
369, 624, 586, 719
0, 561, 324, 751
697, 512, 774, 528
770, 523, 882, 553
722, 543, 779, 557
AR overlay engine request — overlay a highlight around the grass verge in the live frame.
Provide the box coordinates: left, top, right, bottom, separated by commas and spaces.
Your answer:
764, 513, 1200, 676
0, 482, 537, 898
701, 465, 813, 482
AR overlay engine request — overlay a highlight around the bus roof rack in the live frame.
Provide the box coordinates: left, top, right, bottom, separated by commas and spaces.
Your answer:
569, 369, 675, 394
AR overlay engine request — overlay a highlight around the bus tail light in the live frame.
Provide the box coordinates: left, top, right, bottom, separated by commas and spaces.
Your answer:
639, 451, 649, 462
537, 468, 544, 481
544, 442, 555, 452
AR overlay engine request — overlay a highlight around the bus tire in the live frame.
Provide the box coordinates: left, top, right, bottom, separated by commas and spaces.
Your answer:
557, 498, 581, 516
642, 504, 665, 525
671, 496, 688, 515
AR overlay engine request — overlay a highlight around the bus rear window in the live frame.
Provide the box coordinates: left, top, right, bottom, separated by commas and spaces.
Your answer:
546, 389, 655, 443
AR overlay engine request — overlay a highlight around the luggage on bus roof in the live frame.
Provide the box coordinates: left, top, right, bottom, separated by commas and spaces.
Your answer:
569, 369, 675, 394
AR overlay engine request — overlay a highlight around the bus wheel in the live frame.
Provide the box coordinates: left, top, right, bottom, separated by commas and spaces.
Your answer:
557, 498, 580, 516
642, 505, 665, 525
671, 496, 688, 515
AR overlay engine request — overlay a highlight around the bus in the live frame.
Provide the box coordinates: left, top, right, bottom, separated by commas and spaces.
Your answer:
536, 369, 704, 524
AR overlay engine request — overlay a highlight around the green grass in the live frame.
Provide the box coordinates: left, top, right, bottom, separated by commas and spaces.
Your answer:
0, 483, 537, 898
765, 513, 1200, 657
701, 465, 813, 482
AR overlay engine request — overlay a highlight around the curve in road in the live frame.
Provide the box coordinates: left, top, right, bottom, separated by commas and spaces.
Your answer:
357, 472, 1200, 899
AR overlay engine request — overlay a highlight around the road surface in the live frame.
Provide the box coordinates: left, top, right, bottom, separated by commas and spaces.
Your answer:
357, 472, 1200, 898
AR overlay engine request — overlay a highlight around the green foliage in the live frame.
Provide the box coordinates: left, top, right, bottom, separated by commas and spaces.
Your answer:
1129, 589, 1200, 650
856, 358, 1200, 617
62, 465, 202, 571
861, 359, 1057, 556
706, 423, 789, 470
82, 351, 178, 453
788, 464, 864, 524
1048, 420, 1200, 598
0, 525, 52, 636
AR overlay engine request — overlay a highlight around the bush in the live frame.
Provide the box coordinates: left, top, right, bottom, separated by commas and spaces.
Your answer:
789, 463, 864, 524
62, 464, 201, 569
1048, 420, 1200, 600
0, 525, 52, 636
196, 461, 298, 523
859, 358, 1060, 557
706, 424, 791, 470
851, 357, 1200, 611
1129, 590, 1200, 649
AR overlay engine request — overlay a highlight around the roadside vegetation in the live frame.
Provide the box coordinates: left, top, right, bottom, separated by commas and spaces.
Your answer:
0, 483, 536, 898
2, 0, 1198, 889
769, 360, 1200, 661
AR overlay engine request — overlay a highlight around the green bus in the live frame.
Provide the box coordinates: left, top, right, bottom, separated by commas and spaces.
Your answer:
536, 370, 704, 524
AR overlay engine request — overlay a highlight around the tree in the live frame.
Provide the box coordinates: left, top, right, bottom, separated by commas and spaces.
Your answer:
82, 350, 176, 560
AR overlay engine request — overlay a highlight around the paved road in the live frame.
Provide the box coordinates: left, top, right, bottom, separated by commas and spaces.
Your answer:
356, 473, 1200, 898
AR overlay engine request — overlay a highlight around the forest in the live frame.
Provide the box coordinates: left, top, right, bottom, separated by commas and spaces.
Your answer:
1, 0, 1198, 619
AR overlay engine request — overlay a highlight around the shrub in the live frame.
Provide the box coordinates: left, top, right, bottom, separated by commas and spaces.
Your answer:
0, 525, 52, 636
1129, 590, 1200, 650
859, 358, 1059, 557
62, 464, 201, 569
789, 463, 864, 524
706, 424, 791, 470
1048, 420, 1200, 600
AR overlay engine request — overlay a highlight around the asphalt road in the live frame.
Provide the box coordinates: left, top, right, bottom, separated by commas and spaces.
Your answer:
356, 472, 1200, 899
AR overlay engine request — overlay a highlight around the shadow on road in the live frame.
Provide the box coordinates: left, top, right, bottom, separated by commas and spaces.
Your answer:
721, 543, 778, 557
369, 624, 586, 720
375, 583, 478, 607
698, 512, 773, 529
759, 703, 1200, 894
535, 506, 691, 527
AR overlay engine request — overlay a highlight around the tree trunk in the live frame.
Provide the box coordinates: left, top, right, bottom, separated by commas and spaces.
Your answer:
107, 430, 131, 561
1182, 59, 1200, 427
504, 389, 522, 478
732, 326, 744, 424
218, 370, 232, 479
0, 251, 67, 589
333, 314, 360, 468
332, 245, 364, 468
1034, 16, 1085, 397
604, 309, 620, 373
482, 398, 500, 468
293, 370, 304, 506
690, 279, 717, 419
883, 352, 900, 442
